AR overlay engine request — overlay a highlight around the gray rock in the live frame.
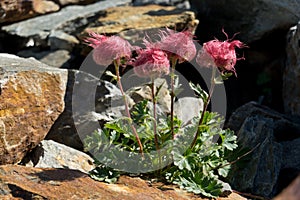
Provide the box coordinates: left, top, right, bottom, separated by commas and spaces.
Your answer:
18, 49, 72, 68
21, 140, 95, 174
189, 0, 300, 43
49, 30, 79, 51
229, 115, 282, 197
174, 97, 203, 125
283, 22, 300, 116
226, 102, 300, 198
132, 0, 190, 9
46, 70, 125, 150
1, 0, 131, 48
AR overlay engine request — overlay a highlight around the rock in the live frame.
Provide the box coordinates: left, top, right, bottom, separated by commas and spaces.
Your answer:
18, 49, 72, 68
1, 0, 131, 48
21, 140, 95, 173
49, 30, 79, 51
283, 22, 300, 116
0, 164, 247, 199
174, 97, 203, 125
55, 0, 96, 6
46, 69, 125, 150
83, 4, 199, 45
0, 53, 67, 164
226, 102, 300, 198
274, 175, 300, 200
127, 78, 171, 113
132, 0, 190, 9
189, 0, 300, 43
0, 0, 59, 24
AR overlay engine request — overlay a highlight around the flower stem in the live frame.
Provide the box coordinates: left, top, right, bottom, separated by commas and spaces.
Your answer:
114, 60, 144, 157
170, 57, 177, 139
190, 67, 217, 149
151, 78, 161, 169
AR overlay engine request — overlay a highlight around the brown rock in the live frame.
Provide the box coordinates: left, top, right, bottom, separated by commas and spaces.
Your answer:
82, 4, 199, 44
0, 0, 59, 24
0, 164, 246, 200
0, 54, 67, 164
274, 175, 300, 200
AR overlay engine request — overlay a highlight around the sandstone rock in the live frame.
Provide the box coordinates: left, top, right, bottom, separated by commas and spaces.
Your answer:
0, 53, 67, 164
283, 22, 300, 116
189, 0, 300, 43
0, 0, 59, 24
1, 0, 131, 48
21, 140, 95, 173
0, 164, 247, 200
226, 102, 300, 198
83, 4, 198, 45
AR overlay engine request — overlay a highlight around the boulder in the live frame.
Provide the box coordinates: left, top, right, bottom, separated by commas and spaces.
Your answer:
0, 0, 59, 24
0, 53, 67, 164
283, 22, 300, 116
132, 0, 190, 9
0, 164, 247, 199
274, 175, 300, 200
21, 140, 95, 173
1, 0, 131, 49
189, 0, 300, 43
226, 102, 300, 198
83, 4, 199, 45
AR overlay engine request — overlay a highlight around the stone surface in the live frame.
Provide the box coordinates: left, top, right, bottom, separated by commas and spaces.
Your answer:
283, 22, 300, 116
226, 102, 300, 198
0, 0, 59, 24
190, 0, 300, 43
274, 175, 300, 200
83, 4, 198, 45
46, 68, 124, 150
1, 0, 131, 48
55, 0, 96, 6
0, 164, 247, 200
18, 49, 72, 68
49, 30, 79, 51
132, 0, 190, 9
174, 97, 203, 125
0, 53, 67, 164
21, 140, 95, 173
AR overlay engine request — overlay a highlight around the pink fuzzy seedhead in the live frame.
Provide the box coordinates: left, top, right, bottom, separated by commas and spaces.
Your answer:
157, 28, 196, 63
84, 32, 133, 66
196, 30, 246, 76
133, 47, 170, 79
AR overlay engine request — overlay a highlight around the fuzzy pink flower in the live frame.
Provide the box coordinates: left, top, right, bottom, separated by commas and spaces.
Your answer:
84, 32, 133, 66
133, 47, 170, 78
196, 30, 245, 75
156, 28, 196, 63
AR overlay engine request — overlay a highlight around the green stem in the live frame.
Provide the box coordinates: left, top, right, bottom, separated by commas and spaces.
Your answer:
190, 67, 217, 149
114, 60, 144, 157
151, 78, 161, 169
170, 57, 177, 139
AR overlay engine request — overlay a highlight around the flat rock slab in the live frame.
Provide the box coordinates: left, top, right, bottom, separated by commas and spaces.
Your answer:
0, 164, 247, 200
0, 53, 67, 164
83, 4, 199, 44
1, 0, 131, 47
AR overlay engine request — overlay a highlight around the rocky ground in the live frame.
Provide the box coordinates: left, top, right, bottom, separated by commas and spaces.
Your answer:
0, 0, 300, 199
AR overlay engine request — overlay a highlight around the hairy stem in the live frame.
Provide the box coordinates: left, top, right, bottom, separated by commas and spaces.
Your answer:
190, 67, 217, 149
151, 79, 161, 168
170, 57, 177, 139
114, 60, 144, 157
